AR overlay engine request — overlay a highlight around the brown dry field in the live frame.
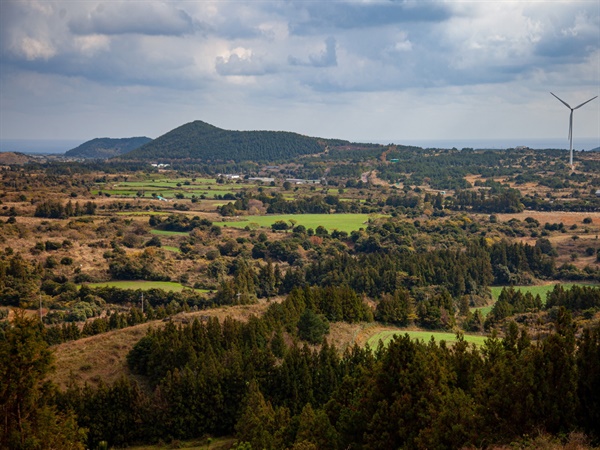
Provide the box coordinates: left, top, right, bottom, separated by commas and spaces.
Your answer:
50, 299, 281, 389
50, 305, 428, 392
497, 211, 600, 227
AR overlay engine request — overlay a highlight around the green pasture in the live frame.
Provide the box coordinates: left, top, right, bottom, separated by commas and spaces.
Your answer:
150, 229, 189, 236
116, 211, 169, 216
471, 282, 596, 317
84, 280, 207, 293
367, 329, 488, 348
219, 213, 383, 233
490, 283, 595, 304
162, 245, 181, 253
471, 305, 494, 317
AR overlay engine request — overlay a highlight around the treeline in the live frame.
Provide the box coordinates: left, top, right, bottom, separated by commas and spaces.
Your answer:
451, 188, 524, 213
218, 192, 364, 216
34, 199, 97, 219
212, 235, 557, 329
46, 307, 600, 449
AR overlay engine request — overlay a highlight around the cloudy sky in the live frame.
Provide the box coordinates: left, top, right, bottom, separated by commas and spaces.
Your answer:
1, 0, 599, 149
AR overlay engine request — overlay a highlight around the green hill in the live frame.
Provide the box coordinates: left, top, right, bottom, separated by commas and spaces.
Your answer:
121, 120, 328, 162
65, 137, 152, 159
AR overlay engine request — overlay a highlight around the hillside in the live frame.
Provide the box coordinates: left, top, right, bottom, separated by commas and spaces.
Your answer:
121, 120, 329, 162
0, 151, 41, 165
65, 136, 152, 159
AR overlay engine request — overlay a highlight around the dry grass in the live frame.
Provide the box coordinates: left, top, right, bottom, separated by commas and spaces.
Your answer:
466, 431, 596, 450
497, 211, 600, 228
50, 299, 281, 389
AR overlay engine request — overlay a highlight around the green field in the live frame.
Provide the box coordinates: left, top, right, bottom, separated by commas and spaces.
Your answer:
162, 245, 181, 253
150, 229, 189, 236
116, 211, 169, 216
367, 330, 487, 348
84, 281, 206, 293
367, 329, 488, 348
97, 178, 272, 199
219, 213, 384, 233
471, 283, 596, 317
490, 283, 594, 304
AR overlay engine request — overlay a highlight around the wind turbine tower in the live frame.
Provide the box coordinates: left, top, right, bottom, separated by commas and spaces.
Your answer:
550, 92, 597, 168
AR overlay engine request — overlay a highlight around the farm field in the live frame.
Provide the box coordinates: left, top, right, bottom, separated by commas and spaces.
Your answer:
490, 282, 595, 304
366, 329, 488, 347
95, 178, 275, 199
219, 213, 384, 233
84, 280, 206, 292
150, 229, 189, 236
470, 282, 597, 317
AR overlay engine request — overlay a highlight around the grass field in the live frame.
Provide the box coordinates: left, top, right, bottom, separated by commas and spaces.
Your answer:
219, 213, 384, 233
116, 211, 170, 216
128, 437, 235, 450
490, 283, 595, 304
150, 229, 189, 236
471, 282, 596, 317
367, 329, 488, 348
84, 280, 205, 292
162, 245, 181, 253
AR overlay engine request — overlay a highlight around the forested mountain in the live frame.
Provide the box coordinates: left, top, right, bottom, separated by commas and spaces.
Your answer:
122, 120, 341, 162
65, 137, 152, 159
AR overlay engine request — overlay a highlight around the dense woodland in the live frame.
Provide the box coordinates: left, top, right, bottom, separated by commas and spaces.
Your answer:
1, 142, 600, 449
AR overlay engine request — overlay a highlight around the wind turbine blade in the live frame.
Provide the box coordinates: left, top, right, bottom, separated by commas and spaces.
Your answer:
551, 92, 572, 109
573, 96, 598, 110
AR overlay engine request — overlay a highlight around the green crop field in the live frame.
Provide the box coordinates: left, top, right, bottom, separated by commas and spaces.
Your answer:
219, 213, 384, 233
367, 329, 488, 348
84, 280, 207, 292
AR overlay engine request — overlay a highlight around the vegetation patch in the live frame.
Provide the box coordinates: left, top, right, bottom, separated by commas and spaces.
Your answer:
219, 213, 382, 233
84, 281, 201, 292
150, 229, 189, 236
367, 329, 488, 347
490, 283, 595, 304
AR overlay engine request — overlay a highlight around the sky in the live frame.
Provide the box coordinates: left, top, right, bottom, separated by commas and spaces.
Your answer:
1, 0, 599, 150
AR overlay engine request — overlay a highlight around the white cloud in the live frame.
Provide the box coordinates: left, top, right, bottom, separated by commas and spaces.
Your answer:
16, 36, 56, 60
0, 0, 598, 144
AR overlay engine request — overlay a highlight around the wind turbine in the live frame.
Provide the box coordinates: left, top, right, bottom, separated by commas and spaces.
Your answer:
550, 92, 597, 168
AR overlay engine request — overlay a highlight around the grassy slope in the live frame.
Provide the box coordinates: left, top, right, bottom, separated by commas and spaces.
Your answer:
85, 280, 204, 292
50, 301, 277, 389
471, 282, 596, 317
366, 328, 487, 348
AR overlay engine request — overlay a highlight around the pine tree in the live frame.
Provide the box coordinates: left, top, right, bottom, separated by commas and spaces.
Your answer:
0, 310, 86, 449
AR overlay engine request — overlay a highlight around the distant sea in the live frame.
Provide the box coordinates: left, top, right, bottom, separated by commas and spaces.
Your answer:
0, 137, 598, 155
371, 137, 600, 151
0, 139, 83, 154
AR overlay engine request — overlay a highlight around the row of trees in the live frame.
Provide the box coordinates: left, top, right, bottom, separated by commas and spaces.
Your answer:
34, 200, 96, 219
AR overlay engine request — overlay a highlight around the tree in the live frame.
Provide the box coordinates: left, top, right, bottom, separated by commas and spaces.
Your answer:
297, 309, 329, 344
0, 311, 86, 449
